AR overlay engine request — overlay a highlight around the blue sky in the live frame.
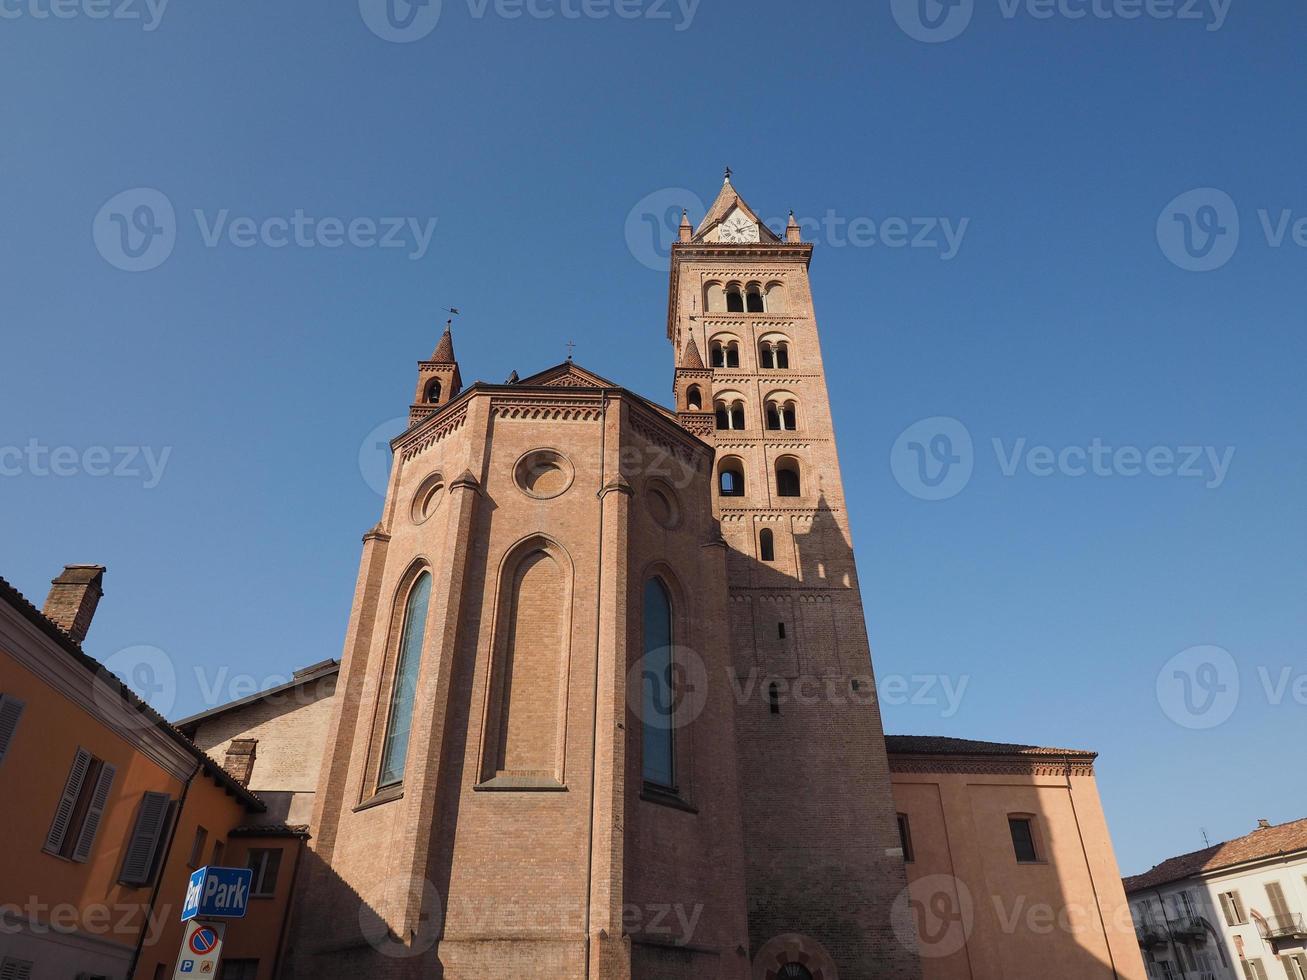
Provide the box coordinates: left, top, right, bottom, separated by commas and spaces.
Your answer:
2, 0, 1305, 876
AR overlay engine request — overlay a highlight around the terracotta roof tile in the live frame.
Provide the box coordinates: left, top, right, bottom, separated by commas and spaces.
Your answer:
1124, 817, 1307, 892
0, 573, 265, 812
885, 735, 1096, 758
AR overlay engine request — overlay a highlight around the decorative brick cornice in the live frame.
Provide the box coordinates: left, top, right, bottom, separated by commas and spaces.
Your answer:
490, 397, 603, 422
399, 402, 469, 460
676, 412, 715, 439
629, 403, 711, 469
888, 756, 1097, 778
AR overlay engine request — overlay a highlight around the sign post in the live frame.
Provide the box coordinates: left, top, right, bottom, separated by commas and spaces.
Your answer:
173, 866, 254, 979
172, 920, 225, 977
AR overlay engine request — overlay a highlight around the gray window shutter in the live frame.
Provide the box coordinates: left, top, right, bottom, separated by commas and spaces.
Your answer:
1267, 881, 1291, 919
45, 748, 92, 853
71, 761, 116, 862
0, 695, 24, 767
120, 791, 173, 885
0, 959, 35, 980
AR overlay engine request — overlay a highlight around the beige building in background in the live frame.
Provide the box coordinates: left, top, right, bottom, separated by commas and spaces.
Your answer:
177, 659, 338, 827
1124, 816, 1307, 980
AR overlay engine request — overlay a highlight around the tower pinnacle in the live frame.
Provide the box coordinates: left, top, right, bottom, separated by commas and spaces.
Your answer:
432, 320, 456, 363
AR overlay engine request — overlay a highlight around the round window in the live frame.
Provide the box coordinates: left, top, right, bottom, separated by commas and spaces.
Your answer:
514, 449, 575, 500
646, 483, 680, 529
411, 473, 445, 524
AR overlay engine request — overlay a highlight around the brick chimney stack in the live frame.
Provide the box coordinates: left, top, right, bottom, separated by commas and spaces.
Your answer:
1258, 818, 1272, 830
43, 564, 106, 644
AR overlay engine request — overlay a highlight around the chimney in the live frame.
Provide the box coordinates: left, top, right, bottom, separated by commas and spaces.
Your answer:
1258, 818, 1272, 830
223, 739, 258, 788
43, 565, 106, 644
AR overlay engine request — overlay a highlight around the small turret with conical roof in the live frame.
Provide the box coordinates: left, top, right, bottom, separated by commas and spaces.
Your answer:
410, 317, 463, 425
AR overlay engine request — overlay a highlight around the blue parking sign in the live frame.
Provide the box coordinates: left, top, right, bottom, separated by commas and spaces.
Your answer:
180, 866, 254, 921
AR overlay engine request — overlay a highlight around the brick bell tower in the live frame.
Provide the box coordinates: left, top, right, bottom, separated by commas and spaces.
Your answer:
668, 171, 921, 979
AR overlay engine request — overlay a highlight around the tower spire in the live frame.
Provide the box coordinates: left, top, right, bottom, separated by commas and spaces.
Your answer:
432, 319, 456, 363
411, 314, 462, 424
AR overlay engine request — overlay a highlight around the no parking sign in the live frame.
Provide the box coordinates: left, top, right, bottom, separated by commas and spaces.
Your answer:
173, 919, 225, 978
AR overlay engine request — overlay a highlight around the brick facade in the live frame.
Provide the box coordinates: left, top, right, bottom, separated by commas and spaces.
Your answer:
195, 177, 943, 979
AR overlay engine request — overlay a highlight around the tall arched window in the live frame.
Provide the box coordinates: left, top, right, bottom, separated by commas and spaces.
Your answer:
719, 459, 745, 497
425, 379, 442, 403
776, 457, 801, 497
378, 571, 432, 788
726, 285, 745, 313
485, 544, 567, 780
710, 341, 726, 368
685, 384, 702, 411
705, 282, 725, 313
746, 284, 765, 313
759, 528, 775, 562
641, 578, 675, 788
775, 342, 790, 369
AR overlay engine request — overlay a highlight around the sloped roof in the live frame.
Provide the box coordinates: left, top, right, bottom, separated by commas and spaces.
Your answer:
513, 361, 626, 389
682, 335, 704, 369
0, 573, 265, 811
885, 735, 1096, 758
174, 659, 339, 731
693, 176, 781, 243
1123, 817, 1307, 893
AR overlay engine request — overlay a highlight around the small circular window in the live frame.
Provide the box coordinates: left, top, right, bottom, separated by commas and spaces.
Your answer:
514, 449, 574, 500
646, 483, 680, 529
411, 473, 445, 524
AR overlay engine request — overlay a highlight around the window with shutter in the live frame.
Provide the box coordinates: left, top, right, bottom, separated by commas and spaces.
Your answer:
0, 959, 34, 980
0, 695, 25, 767
1242, 958, 1268, 980
1221, 890, 1247, 925
44, 748, 93, 855
120, 792, 173, 886
71, 762, 116, 862
1266, 881, 1291, 920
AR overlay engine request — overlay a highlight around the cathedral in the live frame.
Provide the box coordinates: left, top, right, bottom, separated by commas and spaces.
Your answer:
270, 171, 917, 979
0, 173, 1150, 980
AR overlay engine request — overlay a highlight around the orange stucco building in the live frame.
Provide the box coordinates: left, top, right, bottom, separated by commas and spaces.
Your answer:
0, 566, 303, 980
888, 737, 1146, 980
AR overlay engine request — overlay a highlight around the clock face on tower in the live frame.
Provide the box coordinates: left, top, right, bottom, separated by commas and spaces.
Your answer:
718, 212, 760, 244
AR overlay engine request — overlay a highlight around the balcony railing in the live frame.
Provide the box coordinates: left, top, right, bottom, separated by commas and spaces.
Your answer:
1135, 921, 1170, 948
1259, 914, 1307, 941
1169, 916, 1208, 943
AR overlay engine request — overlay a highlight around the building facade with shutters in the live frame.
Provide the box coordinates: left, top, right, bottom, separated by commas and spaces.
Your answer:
1124, 817, 1307, 980
0, 567, 303, 980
